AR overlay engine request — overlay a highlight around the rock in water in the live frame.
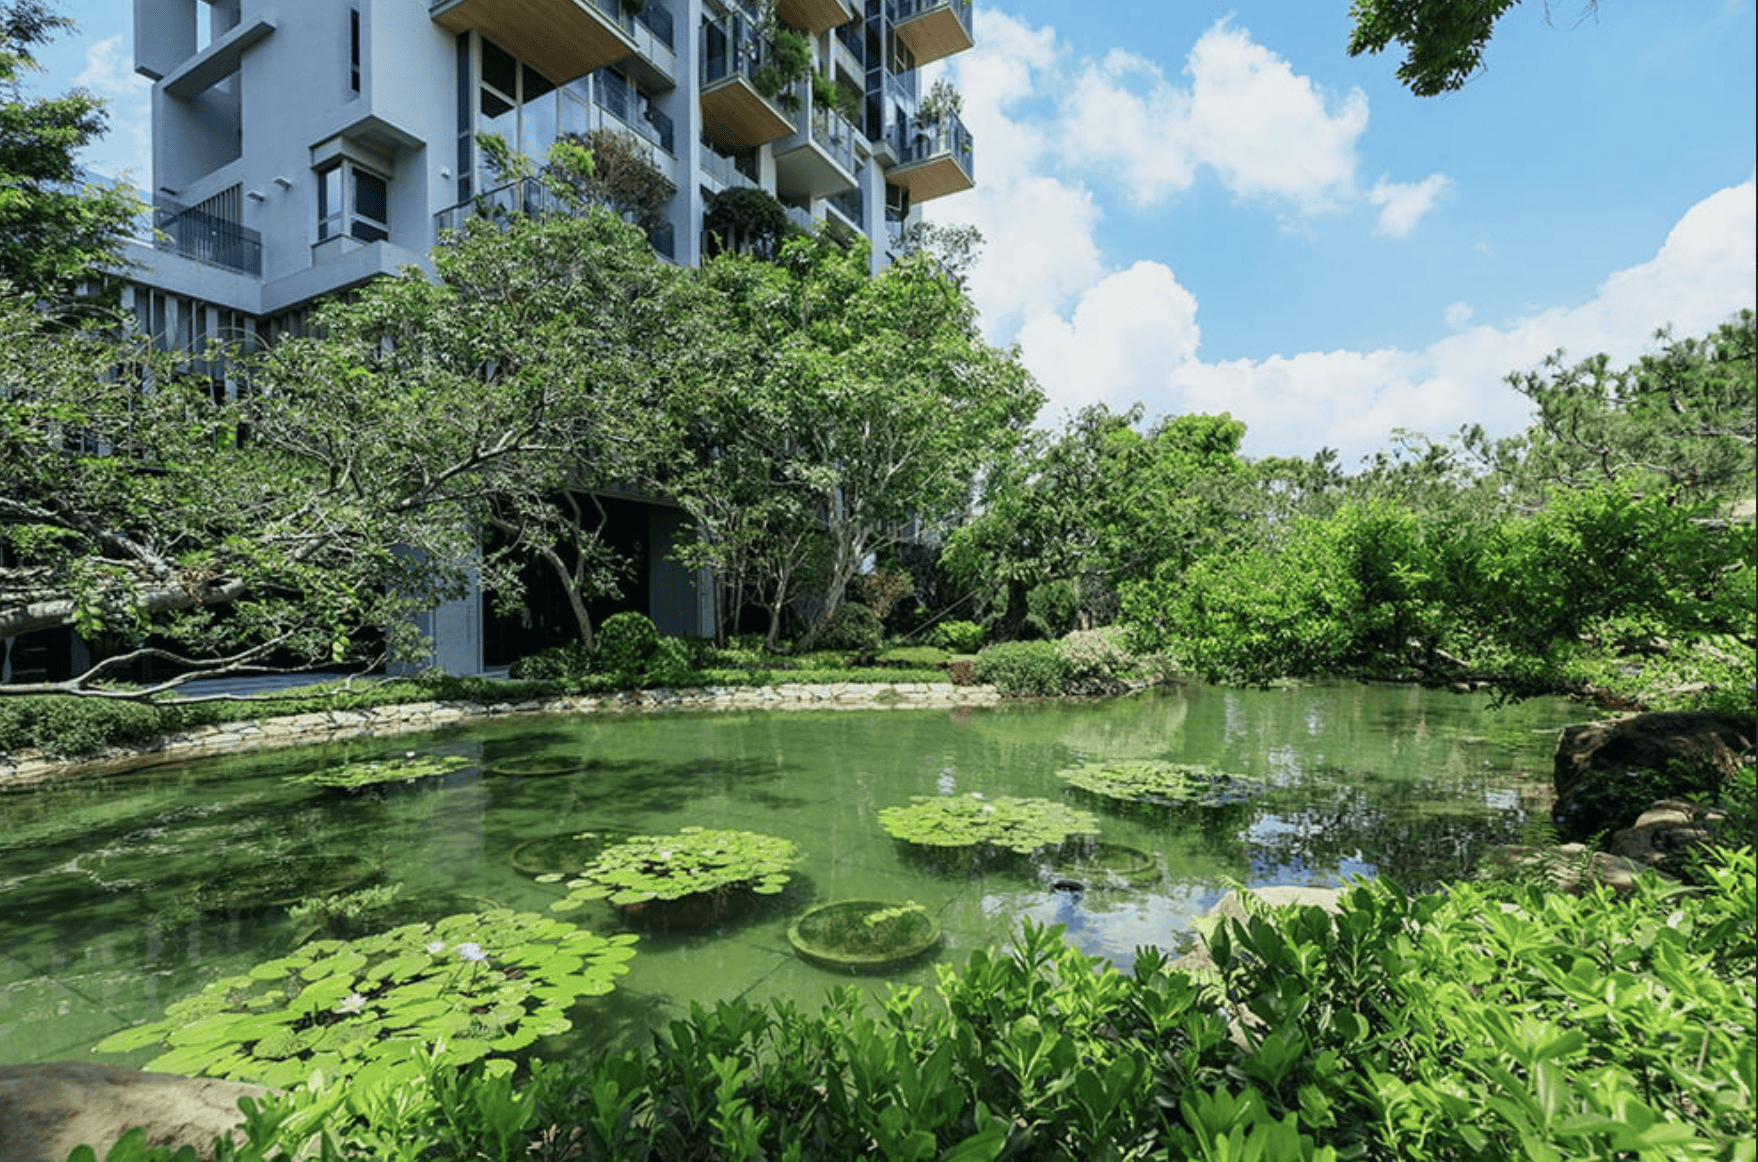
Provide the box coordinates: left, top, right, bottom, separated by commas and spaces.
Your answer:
0, 1062, 270, 1162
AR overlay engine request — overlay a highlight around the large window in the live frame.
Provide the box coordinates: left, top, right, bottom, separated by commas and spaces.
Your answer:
317, 160, 389, 243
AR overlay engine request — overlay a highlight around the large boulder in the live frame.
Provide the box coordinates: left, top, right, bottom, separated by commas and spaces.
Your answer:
1551, 711, 1751, 844
0, 1063, 268, 1162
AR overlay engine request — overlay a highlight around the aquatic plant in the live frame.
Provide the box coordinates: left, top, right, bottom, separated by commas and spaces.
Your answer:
542, 826, 798, 909
93, 909, 638, 1088
508, 828, 637, 878
1045, 840, 1161, 889
788, 898, 942, 972
286, 753, 475, 793
184, 851, 380, 914
878, 794, 1099, 855
486, 753, 587, 778
1058, 759, 1265, 809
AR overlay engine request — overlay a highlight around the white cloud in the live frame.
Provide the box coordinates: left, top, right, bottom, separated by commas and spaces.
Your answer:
1166, 180, 1756, 463
76, 35, 149, 97
1015, 262, 1201, 422
71, 36, 152, 182
1444, 301, 1475, 328
1369, 173, 1450, 237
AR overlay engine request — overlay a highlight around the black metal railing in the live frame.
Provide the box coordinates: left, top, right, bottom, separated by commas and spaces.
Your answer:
153, 199, 262, 275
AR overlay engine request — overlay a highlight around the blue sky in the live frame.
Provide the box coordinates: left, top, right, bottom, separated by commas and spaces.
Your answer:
33, 0, 1758, 463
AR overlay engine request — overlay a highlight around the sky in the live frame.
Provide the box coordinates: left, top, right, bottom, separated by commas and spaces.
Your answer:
30, 0, 1758, 465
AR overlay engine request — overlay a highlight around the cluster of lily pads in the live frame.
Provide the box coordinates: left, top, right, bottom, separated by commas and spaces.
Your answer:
878, 793, 1100, 856
540, 826, 798, 909
94, 909, 639, 1088
285, 753, 476, 793
1058, 759, 1265, 810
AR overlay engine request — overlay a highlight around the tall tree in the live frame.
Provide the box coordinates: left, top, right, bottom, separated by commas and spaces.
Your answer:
681, 235, 1041, 648
0, 0, 141, 299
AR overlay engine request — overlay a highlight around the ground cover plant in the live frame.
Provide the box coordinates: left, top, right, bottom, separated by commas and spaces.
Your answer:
92, 909, 639, 1090
878, 793, 1101, 857
74, 844, 1755, 1160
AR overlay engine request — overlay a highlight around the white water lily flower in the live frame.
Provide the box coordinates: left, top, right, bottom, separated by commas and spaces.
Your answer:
457, 942, 488, 963
337, 992, 366, 1014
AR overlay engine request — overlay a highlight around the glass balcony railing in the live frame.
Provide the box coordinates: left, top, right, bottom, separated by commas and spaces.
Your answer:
634, 0, 673, 48
895, 108, 972, 173
434, 178, 674, 255
827, 182, 863, 226
806, 105, 858, 175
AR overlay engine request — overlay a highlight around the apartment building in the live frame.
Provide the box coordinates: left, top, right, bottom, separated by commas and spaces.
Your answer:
50, 0, 976, 681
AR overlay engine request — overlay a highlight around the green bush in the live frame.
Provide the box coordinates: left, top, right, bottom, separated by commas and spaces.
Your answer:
931, 619, 985, 653
815, 602, 884, 654
596, 612, 660, 686
507, 641, 592, 681
643, 637, 697, 688
1057, 627, 1133, 690
973, 640, 1071, 695
0, 695, 168, 759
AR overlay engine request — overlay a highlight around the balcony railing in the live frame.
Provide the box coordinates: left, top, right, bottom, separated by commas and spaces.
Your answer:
594, 69, 674, 153
153, 199, 262, 275
888, 109, 974, 201
699, 12, 796, 148
827, 183, 863, 227
634, 0, 673, 48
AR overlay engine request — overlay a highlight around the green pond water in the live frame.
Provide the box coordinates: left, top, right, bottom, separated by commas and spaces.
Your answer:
0, 682, 1578, 1070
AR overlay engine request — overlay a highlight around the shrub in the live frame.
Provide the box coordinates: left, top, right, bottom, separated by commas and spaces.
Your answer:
0, 695, 167, 759
973, 640, 1071, 695
931, 619, 985, 653
1057, 626, 1134, 691
643, 637, 697, 688
507, 641, 592, 681
596, 612, 659, 686
815, 603, 884, 654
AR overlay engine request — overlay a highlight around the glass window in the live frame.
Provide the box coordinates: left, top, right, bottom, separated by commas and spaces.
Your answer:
351, 169, 389, 241
317, 166, 343, 240
316, 161, 390, 244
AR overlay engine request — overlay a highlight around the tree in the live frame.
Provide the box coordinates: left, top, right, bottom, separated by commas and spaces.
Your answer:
680, 234, 1041, 649
0, 0, 141, 299
1346, 0, 1598, 97
944, 405, 1253, 638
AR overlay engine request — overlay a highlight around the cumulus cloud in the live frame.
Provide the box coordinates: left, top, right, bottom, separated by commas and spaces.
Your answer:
76, 35, 149, 96
71, 36, 151, 181
1369, 173, 1451, 237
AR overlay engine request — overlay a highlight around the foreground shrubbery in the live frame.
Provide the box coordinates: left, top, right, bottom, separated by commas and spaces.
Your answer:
78, 846, 1755, 1161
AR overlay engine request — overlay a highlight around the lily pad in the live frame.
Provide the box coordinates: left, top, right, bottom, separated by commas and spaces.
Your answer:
546, 827, 798, 927
788, 899, 942, 973
878, 794, 1099, 857
487, 754, 588, 778
509, 829, 637, 878
287, 754, 476, 794
94, 908, 638, 1089
1058, 760, 1265, 810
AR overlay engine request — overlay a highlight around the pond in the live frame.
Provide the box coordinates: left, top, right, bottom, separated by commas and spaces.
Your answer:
0, 681, 1577, 1070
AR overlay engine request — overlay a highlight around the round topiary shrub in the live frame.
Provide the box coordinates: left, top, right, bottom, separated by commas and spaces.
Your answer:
643, 636, 697, 688
508, 641, 592, 681
596, 612, 659, 686
931, 619, 985, 654
817, 603, 884, 655
973, 640, 1071, 695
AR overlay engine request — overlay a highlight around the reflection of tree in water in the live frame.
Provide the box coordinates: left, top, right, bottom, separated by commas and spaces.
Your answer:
1240, 776, 1531, 890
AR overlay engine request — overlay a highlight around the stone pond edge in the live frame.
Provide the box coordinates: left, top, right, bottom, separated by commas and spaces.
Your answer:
0, 682, 1014, 789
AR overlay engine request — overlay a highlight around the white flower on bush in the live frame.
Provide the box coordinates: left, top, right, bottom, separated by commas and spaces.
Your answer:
1058, 628, 1132, 682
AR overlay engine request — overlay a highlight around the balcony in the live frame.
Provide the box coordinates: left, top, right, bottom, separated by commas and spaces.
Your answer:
430, 0, 638, 84
434, 178, 674, 254
887, 110, 973, 202
153, 198, 262, 275
700, 19, 795, 150
892, 0, 973, 66
777, 0, 854, 35
774, 104, 859, 200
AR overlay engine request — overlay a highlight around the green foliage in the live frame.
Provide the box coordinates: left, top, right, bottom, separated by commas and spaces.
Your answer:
878, 793, 1100, 855
285, 753, 474, 793
931, 619, 985, 653
0, 0, 143, 300
815, 602, 884, 654
92, 909, 638, 1088
643, 636, 697, 687
543, 826, 798, 909
0, 693, 164, 757
1345, 0, 1526, 96
874, 645, 951, 669
595, 611, 659, 685
507, 641, 592, 681
287, 884, 407, 941
71, 846, 1758, 1159
702, 185, 792, 258
973, 639, 1071, 695
1056, 627, 1134, 690
1059, 759, 1265, 809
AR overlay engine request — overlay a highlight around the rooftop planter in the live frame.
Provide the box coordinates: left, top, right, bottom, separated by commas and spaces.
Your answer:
787, 898, 942, 973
